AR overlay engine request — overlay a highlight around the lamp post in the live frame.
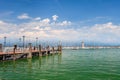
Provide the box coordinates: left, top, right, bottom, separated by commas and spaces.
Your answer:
19, 38, 21, 47
23, 36, 25, 49
36, 37, 38, 49
59, 40, 61, 45
4, 36, 7, 48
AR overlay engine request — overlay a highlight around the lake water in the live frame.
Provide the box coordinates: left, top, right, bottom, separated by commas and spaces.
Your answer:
0, 49, 120, 80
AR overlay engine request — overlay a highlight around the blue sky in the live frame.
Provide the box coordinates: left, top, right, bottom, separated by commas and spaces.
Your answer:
0, 0, 120, 45
0, 0, 120, 23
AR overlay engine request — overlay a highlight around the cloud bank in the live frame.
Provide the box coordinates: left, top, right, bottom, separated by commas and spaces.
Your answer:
0, 14, 120, 45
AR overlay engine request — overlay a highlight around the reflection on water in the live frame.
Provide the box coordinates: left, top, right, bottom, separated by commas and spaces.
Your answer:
13, 60, 16, 72
0, 49, 120, 80
27, 58, 32, 73
38, 56, 42, 68
58, 54, 62, 64
0, 54, 62, 80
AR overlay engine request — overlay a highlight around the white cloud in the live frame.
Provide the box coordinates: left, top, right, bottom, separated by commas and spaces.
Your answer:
1, 14, 120, 44
0, 15, 72, 39
52, 15, 58, 21
41, 18, 50, 23
50, 20, 72, 27
0, 20, 5, 24
34, 17, 41, 20
0, 20, 17, 33
59, 20, 71, 26
17, 13, 31, 19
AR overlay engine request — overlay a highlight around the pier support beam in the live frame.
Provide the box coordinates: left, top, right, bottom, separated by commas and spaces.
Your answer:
45, 45, 49, 55
59, 45, 62, 53
27, 43, 32, 58
58, 45, 62, 54
2, 55, 5, 60
13, 45, 17, 60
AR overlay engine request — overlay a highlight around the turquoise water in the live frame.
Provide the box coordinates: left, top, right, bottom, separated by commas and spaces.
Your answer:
0, 49, 120, 80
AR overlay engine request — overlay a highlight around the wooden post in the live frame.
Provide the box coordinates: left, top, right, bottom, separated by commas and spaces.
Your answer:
58, 45, 62, 54
52, 46, 54, 54
39, 45, 42, 56
0, 44, 2, 52
57, 45, 60, 54
47, 45, 50, 55
2, 55, 5, 60
13, 45, 17, 60
27, 43, 32, 58
45, 45, 49, 55
59, 45, 62, 53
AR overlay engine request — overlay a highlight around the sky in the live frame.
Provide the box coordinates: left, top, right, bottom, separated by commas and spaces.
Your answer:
0, 0, 120, 45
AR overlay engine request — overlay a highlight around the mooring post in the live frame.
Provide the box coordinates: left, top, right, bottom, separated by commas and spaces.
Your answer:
57, 45, 62, 54
45, 45, 48, 55
0, 44, 4, 60
46, 46, 47, 55
57, 45, 60, 54
47, 45, 50, 55
0, 44, 2, 52
13, 45, 17, 60
2, 55, 5, 60
39, 45, 42, 56
60, 45, 62, 54
27, 43, 32, 58
52, 46, 54, 54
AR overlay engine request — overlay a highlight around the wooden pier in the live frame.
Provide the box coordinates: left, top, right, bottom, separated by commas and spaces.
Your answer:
0, 43, 62, 61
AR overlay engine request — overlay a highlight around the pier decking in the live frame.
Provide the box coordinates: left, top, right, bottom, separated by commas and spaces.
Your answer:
0, 43, 62, 61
